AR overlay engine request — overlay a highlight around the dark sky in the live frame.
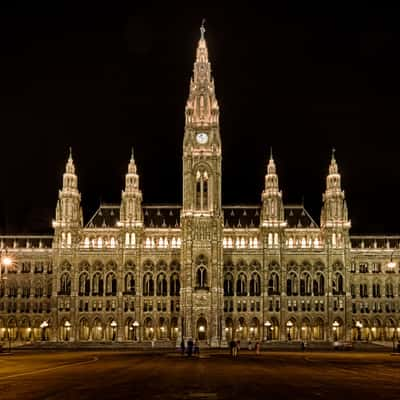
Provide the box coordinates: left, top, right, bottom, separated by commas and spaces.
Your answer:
1, 3, 400, 235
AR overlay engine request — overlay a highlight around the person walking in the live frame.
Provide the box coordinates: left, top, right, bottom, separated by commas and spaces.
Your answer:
255, 341, 260, 355
187, 338, 193, 357
236, 340, 241, 357
232, 340, 237, 358
248, 340, 252, 351
180, 339, 185, 356
229, 339, 235, 357
194, 340, 200, 356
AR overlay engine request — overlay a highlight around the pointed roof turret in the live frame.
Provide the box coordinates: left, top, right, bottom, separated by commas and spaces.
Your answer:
128, 147, 137, 174
267, 147, 276, 175
66, 146, 75, 174
185, 20, 219, 128
329, 147, 338, 175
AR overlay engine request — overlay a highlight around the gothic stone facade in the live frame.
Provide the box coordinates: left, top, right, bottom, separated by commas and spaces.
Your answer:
0, 30, 400, 347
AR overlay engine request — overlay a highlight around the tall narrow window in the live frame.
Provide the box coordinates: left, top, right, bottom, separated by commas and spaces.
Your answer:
195, 169, 209, 211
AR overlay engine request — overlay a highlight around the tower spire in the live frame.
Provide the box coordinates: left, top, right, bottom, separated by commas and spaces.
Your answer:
121, 149, 142, 226
200, 18, 206, 40
321, 150, 350, 230
185, 22, 219, 129
261, 151, 284, 227
54, 149, 82, 233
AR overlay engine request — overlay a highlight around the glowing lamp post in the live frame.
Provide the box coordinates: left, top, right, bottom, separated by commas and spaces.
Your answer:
132, 321, 139, 341
40, 320, 49, 341
355, 321, 362, 341
332, 321, 339, 341
286, 320, 293, 341
387, 252, 396, 270
64, 321, 71, 341
110, 320, 117, 341
264, 321, 272, 341
0, 249, 13, 281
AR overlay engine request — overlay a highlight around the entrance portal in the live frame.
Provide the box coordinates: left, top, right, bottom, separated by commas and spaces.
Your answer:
197, 317, 207, 341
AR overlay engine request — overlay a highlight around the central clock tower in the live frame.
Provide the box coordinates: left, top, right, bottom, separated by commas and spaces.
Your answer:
180, 23, 224, 347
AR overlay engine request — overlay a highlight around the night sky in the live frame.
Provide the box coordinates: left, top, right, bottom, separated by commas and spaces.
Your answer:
1, 3, 400, 235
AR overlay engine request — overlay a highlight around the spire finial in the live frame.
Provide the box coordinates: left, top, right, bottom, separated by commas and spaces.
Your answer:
68, 146, 72, 161
270, 147, 273, 161
200, 18, 206, 40
331, 147, 336, 161
131, 147, 135, 161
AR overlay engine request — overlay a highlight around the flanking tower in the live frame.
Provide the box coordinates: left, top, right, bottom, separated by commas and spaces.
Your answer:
180, 22, 224, 347
320, 150, 351, 341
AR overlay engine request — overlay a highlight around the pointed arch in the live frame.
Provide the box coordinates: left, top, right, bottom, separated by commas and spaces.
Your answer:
156, 273, 167, 296
170, 273, 180, 296
60, 272, 71, 295
143, 273, 154, 296
105, 272, 117, 295
249, 272, 261, 296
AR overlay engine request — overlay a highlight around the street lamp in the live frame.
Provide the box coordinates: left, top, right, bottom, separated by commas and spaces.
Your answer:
132, 320, 139, 341
64, 321, 71, 341
0, 248, 13, 281
40, 320, 49, 341
110, 320, 117, 341
355, 321, 362, 341
264, 321, 272, 341
387, 252, 396, 270
286, 320, 293, 341
332, 321, 339, 341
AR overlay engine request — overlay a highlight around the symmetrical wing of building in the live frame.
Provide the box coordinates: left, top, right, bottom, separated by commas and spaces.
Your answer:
0, 26, 399, 346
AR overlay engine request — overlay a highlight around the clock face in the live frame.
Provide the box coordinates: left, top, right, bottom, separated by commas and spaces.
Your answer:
196, 132, 208, 144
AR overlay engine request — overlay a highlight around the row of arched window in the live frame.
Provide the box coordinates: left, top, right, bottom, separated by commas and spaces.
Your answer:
142, 273, 180, 296
223, 273, 261, 296
223, 237, 259, 249
351, 282, 399, 298
59, 271, 182, 297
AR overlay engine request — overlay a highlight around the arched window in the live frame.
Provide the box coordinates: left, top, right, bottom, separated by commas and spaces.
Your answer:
195, 169, 209, 210
79, 273, 90, 296
249, 273, 261, 296
300, 273, 312, 296
92, 272, 104, 296
106, 273, 117, 295
22, 282, 30, 298
156, 273, 167, 296
372, 283, 381, 298
60, 273, 71, 295
170, 273, 180, 296
286, 272, 298, 296
224, 273, 234, 296
35, 282, 44, 297
313, 273, 325, 296
236, 273, 247, 296
196, 255, 208, 289
386, 281, 394, 297
143, 273, 154, 296
268, 272, 280, 295
196, 267, 208, 288
333, 273, 344, 295
125, 273, 135, 294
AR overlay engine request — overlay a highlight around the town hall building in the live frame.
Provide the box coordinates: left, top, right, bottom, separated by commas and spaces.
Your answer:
0, 25, 399, 347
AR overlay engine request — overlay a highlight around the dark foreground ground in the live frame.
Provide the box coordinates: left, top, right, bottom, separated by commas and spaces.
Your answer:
0, 350, 399, 399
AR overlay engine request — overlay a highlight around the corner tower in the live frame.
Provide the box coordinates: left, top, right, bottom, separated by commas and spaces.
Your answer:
53, 148, 83, 247
181, 22, 224, 347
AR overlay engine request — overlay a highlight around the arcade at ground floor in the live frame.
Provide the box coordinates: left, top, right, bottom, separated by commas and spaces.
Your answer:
1, 314, 400, 346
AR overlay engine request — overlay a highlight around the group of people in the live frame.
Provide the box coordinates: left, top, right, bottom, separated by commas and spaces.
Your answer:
229, 340, 261, 357
180, 338, 200, 357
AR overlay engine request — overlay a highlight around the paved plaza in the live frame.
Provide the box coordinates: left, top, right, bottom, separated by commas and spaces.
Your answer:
0, 350, 399, 399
